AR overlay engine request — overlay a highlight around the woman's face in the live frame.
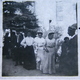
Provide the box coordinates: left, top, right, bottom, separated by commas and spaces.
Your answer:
38, 33, 42, 38
48, 33, 54, 40
27, 32, 31, 37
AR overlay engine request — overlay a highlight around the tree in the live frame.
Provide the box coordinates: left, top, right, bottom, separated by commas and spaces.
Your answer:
3, 1, 39, 32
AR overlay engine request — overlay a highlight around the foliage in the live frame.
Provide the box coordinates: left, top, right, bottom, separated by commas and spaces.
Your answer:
3, 1, 39, 30
54, 26, 62, 39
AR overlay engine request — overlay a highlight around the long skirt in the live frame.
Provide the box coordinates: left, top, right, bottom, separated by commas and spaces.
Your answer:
42, 47, 56, 74
23, 46, 36, 70
36, 48, 45, 70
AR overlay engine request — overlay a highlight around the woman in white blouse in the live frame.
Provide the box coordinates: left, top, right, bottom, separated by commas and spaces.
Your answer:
42, 31, 56, 74
34, 30, 45, 71
21, 32, 36, 70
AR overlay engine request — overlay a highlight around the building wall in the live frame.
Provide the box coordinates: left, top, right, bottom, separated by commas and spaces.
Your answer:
35, 0, 56, 30
35, 0, 77, 39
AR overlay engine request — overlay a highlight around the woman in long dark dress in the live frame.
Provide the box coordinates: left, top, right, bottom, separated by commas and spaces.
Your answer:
21, 32, 36, 70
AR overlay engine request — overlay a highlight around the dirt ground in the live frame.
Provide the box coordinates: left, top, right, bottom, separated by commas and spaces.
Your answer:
2, 58, 65, 76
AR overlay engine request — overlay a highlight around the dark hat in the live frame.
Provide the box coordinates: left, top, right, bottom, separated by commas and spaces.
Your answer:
69, 23, 77, 30
64, 37, 69, 40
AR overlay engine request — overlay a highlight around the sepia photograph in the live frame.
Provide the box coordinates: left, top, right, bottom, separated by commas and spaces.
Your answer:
1, 0, 79, 78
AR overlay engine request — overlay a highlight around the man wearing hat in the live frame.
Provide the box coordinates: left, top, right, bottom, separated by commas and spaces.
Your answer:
34, 30, 45, 70
67, 23, 78, 75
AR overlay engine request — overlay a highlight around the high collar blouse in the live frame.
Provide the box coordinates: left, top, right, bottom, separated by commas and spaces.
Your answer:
34, 37, 45, 47
45, 38, 56, 48
21, 36, 34, 46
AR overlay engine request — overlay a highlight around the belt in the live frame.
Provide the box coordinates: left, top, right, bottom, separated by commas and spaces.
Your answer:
38, 46, 43, 47
27, 45, 33, 47
47, 46, 55, 48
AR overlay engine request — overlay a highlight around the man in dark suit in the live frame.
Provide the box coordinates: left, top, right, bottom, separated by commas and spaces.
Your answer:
15, 31, 24, 66
67, 23, 78, 76
11, 31, 17, 61
3, 32, 11, 58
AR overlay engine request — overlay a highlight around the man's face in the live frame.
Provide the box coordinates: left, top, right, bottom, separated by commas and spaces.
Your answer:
27, 32, 31, 37
68, 28, 75, 36
17, 32, 19, 35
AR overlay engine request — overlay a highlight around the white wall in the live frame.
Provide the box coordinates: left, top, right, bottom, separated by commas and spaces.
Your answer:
34, 0, 77, 39
35, 0, 56, 30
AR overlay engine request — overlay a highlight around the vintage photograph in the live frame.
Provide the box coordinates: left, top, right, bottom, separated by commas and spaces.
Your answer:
2, 0, 78, 76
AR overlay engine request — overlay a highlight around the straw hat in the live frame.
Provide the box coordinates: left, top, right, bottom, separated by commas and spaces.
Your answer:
37, 29, 43, 34
48, 30, 55, 34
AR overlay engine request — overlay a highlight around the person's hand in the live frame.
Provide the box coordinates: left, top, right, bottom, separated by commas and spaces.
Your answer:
24, 44, 26, 48
15, 46, 16, 47
43, 47, 49, 52
45, 48, 49, 52
14, 46, 17, 48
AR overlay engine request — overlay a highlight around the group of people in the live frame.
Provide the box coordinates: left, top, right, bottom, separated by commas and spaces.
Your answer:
3, 23, 78, 75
